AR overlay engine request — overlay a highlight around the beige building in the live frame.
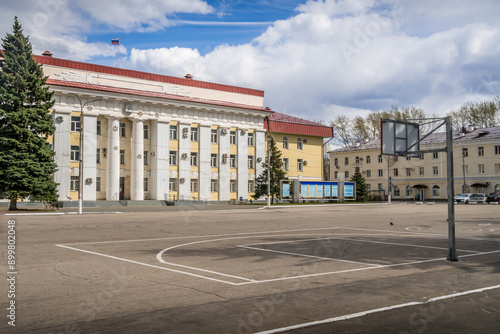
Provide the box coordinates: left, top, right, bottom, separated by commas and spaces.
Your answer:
329, 126, 500, 201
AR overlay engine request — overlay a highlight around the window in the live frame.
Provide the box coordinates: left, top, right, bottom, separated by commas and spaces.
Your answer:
248, 180, 255, 193
393, 168, 398, 177
344, 157, 349, 165
120, 150, 125, 165
378, 155, 383, 163
96, 120, 101, 135
230, 180, 237, 193
432, 185, 440, 198
70, 176, 79, 191
496, 164, 500, 174
211, 129, 218, 143
433, 166, 439, 175
378, 169, 383, 177
96, 177, 101, 192
297, 159, 304, 171
478, 146, 484, 156
230, 154, 236, 168
406, 156, 411, 161
143, 151, 148, 166
406, 186, 413, 198
406, 168, 411, 176
190, 179, 198, 192
211, 153, 218, 167
495, 145, 500, 155
334, 158, 338, 166
169, 178, 177, 191
433, 152, 439, 159
345, 171, 349, 178
120, 122, 126, 137
248, 133, 254, 146
419, 153, 424, 160
378, 183, 383, 190
463, 165, 468, 174
282, 158, 289, 171
462, 148, 468, 157
169, 151, 177, 165
393, 185, 400, 197
297, 138, 303, 150
366, 184, 371, 191
366, 170, 371, 178
143, 125, 149, 139
283, 137, 289, 149
334, 171, 338, 179
71, 116, 80, 132
96, 148, 100, 164
70, 145, 80, 161
144, 178, 149, 192
478, 164, 485, 174
170, 125, 178, 140
355, 156, 360, 164
230, 131, 236, 145
191, 127, 198, 142
211, 179, 218, 192
190, 152, 198, 166
419, 167, 424, 176
248, 155, 255, 169
366, 156, 371, 164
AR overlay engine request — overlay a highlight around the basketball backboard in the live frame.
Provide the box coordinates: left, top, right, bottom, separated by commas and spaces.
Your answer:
381, 118, 420, 157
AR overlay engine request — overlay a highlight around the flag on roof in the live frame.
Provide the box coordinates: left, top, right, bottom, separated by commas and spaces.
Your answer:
111, 38, 119, 45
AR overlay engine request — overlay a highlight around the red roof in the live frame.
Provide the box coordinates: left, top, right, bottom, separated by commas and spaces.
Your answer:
34, 55, 264, 97
265, 111, 333, 138
46, 79, 271, 112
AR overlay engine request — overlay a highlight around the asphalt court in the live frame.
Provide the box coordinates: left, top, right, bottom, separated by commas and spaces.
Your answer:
56, 226, 500, 285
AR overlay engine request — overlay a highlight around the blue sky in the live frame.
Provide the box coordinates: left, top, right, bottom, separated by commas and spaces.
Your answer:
1, 0, 500, 126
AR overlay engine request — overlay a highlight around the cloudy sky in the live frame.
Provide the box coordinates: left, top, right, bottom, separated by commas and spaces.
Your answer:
1, 0, 499, 123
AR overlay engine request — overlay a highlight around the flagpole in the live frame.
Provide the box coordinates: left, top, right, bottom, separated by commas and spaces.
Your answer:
117, 36, 120, 68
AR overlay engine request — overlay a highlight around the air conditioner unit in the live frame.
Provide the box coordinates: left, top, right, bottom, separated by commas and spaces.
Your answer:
182, 127, 189, 138
180, 178, 186, 183
221, 128, 229, 135
181, 153, 188, 160
359, 157, 363, 161
257, 157, 262, 162
183, 127, 189, 133
86, 178, 93, 184
55, 115, 64, 122
362, 170, 366, 174
303, 139, 308, 144
304, 160, 308, 165
335, 165, 339, 169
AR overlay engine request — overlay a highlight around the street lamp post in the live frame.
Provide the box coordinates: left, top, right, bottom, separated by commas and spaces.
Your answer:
267, 135, 271, 208
75, 96, 101, 215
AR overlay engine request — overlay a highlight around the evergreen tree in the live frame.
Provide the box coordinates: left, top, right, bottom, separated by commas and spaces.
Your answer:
0, 17, 58, 210
252, 138, 287, 204
351, 169, 368, 202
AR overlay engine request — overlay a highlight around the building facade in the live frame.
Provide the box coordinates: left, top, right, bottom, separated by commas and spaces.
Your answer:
37, 53, 332, 202
329, 127, 500, 201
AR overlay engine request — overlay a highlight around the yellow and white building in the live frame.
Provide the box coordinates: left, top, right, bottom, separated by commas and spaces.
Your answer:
37, 52, 332, 203
329, 126, 500, 200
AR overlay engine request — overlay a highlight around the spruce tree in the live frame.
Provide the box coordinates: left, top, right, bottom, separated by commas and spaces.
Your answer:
252, 138, 287, 204
0, 17, 58, 210
351, 169, 368, 202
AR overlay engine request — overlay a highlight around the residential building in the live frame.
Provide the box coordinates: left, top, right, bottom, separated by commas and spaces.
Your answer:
328, 127, 500, 200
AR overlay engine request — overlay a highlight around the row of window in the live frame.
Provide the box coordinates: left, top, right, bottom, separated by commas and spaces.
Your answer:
69, 176, 256, 194
335, 145, 500, 167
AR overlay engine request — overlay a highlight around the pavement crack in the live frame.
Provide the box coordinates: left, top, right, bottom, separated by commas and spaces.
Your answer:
53, 264, 93, 283
135, 277, 228, 300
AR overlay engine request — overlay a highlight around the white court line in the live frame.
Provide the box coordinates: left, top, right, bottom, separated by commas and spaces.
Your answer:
237, 245, 382, 267
255, 284, 500, 333
55, 244, 249, 285
5, 211, 123, 216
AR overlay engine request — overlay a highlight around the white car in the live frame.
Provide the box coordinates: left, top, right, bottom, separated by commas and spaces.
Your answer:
455, 193, 472, 204
469, 193, 487, 204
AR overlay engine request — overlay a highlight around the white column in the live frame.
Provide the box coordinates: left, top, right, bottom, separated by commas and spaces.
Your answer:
131, 119, 144, 200
53, 110, 71, 201
219, 127, 230, 201
178, 122, 191, 201
106, 117, 120, 200
150, 121, 170, 200
82, 115, 97, 201
237, 129, 249, 200
255, 130, 266, 180
199, 125, 211, 201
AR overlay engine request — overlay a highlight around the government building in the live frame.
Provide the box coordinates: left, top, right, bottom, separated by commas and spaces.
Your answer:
329, 126, 500, 201
35, 52, 333, 203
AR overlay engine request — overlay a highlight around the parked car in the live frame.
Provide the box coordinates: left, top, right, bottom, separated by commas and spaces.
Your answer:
469, 193, 487, 204
455, 193, 472, 204
486, 192, 500, 204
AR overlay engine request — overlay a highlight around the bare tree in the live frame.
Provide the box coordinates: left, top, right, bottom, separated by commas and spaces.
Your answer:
331, 115, 353, 147
448, 98, 500, 130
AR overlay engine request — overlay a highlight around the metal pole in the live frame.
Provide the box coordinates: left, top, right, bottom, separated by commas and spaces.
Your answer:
445, 116, 458, 261
462, 143, 466, 193
267, 136, 271, 208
